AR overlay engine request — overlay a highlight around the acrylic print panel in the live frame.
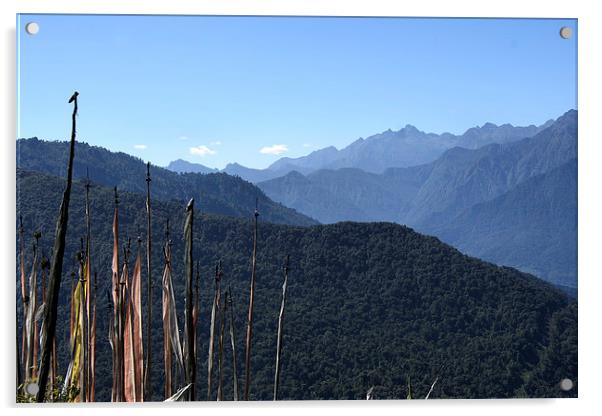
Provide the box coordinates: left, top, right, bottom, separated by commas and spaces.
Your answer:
16, 14, 577, 402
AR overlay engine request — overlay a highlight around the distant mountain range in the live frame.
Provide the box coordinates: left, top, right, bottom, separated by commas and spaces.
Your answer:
166, 118, 553, 182
258, 110, 578, 287
267, 120, 553, 174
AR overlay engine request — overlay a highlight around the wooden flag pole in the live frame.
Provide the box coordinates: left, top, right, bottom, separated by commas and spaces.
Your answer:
119, 239, 131, 401
78, 246, 87, 403
36, 91, 79, 402
144, 162, 153, 401
84, 170, 92, 401
194, 260, 200, 398
226, 288, 239, 401
16, 327, 21, 392
217, 275, 226, 402
25, 233, 40, 382
207, 261, 222, 400
40, 254, 49, 390
184, 199, 196, 401
162, 221, 172, 399
110, 187, 121, 401
90, 270, 98, 401
18, 216, 26, 386
244, 199, 259, 400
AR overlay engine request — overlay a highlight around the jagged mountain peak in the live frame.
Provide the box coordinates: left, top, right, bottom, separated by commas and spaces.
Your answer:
401, 124, 420, 133
225, 162, 244, 168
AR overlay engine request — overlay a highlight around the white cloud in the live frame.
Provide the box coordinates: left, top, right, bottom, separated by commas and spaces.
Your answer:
189, 145, 217, 157
134, 144, 147, 150
178, 135, 189, 141
259, 144, 289, 155
303, 143, 313, 148
210, 140, 222, 146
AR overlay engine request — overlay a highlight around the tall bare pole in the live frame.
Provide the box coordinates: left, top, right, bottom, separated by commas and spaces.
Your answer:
78, 245, 87, 402
16, 328, 21, 392
184, 199, 196, 401
194, 261, 200, 356
273, 255, 289, 400
39, 255, 48, 381
217, 281, 226, 401
84, 172, 91, 401
194, 260, 200, 398
45, 254, 56, 399
207, 261, 222, 400
106, 289, 115, 399
110, 187, 121, 401
69, 269, 75, 346
162, 221, 173, 399
244, 199, 259, 400
90, 270, 97, 401
25, 233, 40, 382
144, 162, 153, 401
51, 334, 57, 400
118, 239, 131, 402
18, 215, 26, 386
36, 91, 79, 402
32, 234, 42, 380
226, 288, 239, 401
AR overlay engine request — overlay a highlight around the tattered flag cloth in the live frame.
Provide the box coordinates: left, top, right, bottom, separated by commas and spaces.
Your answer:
109, 204, 119, 401
162, 240, 184, 398
124, 252, 144, 402
24, 242, 39, 382
63, 277, 84, 401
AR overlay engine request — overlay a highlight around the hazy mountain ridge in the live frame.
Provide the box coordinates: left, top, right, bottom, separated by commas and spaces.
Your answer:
407, 110, 576, 224
166, 118, 553, 182
257, 110, 577, 287
258, 170, 371, 223
222, 162, 314, 184
426, 159, 577, 288
259, 165, 432, 224
268, 120, 553, 175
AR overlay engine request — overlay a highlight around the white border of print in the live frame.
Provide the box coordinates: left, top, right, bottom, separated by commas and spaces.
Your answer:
1, 1, 600, 416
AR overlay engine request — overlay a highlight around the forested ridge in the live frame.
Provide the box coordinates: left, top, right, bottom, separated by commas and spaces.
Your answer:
16, 168, 577, 400
16, 137, 317, 227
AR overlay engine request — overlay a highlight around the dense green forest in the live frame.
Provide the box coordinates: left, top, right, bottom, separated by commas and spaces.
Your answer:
16, 169, 577, 400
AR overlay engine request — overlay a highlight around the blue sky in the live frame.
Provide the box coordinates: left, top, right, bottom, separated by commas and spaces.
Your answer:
17, 15, 577, 169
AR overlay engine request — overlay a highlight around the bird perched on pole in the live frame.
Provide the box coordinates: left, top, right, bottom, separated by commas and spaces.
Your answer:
68, 91, 79, 103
